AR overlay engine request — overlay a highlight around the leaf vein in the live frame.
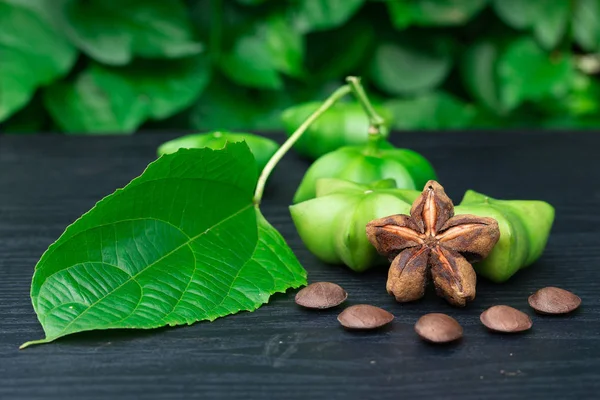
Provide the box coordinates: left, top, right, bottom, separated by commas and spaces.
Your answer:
43, 204, 252, 340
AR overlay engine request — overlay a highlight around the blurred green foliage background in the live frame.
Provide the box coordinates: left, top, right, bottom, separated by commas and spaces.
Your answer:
1, 0, 600, 134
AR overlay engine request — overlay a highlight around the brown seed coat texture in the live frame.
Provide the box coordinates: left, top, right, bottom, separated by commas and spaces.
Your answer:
337, 305, 394, 330
366, 180, 500, 307
295, 282, 348, 309
480, 305, 532, 333
415, 313, 463, 343
528, 287, 581, 314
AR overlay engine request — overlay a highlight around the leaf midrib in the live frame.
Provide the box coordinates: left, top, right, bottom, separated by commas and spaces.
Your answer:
34, 176, 252, 287
34, 215, 192, 314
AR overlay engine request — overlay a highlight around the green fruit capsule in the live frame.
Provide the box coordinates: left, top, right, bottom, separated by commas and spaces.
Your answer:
281, 102, 393, 160
290, 178, 419, 272
455, 190, 555, 283
157, 131, 278, 171
293, 142, 436, 203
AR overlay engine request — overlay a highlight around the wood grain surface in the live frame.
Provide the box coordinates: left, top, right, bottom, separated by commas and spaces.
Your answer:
1, 132, 598, 400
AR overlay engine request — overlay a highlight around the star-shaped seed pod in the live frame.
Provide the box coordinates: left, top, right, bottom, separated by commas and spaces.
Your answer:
366, 181, 500, 307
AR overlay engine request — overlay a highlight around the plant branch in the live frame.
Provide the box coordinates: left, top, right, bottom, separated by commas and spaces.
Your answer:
346, 76, 387, 138
253, 84, 352, 204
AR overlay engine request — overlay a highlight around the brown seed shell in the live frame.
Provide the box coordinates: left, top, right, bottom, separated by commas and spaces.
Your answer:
366, 180, 500, 308
415, 313, 463, 343
528, 287, 581, 315
480, 305, 532, 333
337, 305, 394, 330
295, 282, 348, 309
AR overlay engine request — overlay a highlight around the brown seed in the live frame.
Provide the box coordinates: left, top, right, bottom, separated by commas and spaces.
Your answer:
480, 305, 532, 333
295, 282, 347, 309
414, 313, 463, 343
528, 287, 581, 314
337, 305, 394, 330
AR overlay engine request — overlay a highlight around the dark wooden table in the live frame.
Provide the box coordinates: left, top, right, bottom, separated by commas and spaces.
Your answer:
1, 132, 599, 399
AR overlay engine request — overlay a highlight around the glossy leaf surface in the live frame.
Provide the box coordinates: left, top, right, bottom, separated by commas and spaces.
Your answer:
24, 143, 306, 348
370, 39, 452, 95
44, 56, 210, 134
498, 37, 572, 110
0, 0, 76, 121
493, 0, 570, 49
56, 0, 202, 65
293, 0, 365, 32
386, 92, 477, 130
388, 0, 487, 28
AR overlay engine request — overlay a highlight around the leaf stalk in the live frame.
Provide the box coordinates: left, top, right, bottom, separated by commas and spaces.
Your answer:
253, 84, 352, 204
346, 76, 386, 135
253, 76, 385, 204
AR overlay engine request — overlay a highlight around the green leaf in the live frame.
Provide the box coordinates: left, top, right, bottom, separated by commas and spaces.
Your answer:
463, 37, 573, 113
190, 77, 292, 131
493, 0, 569, 49
370, 39, 452, 95
109, 58, 212, 121
44, 56, 210, 134
388, 0, 488, 28
56, 0, 202, 65
261, 14, 305, 77
188, 0, 252, 48
237, 0, 268, 4
564, 74, 600, 116
386, 1, 413, 29
573, 0, 600, 52
44, 68, 145, 134
538, 72, 600, 117
386, 92, 477, 130
461, 39, 505, 112
219, 34, 283, 90
218, 13, 303, 88
0, 0, 76, 121
306, 19, 375, 81
532, 1, 569, 49
157, 131, 279, 172
22, 143, 306, 348
492, 0, 535, 28
293, 0, 365, 32
498, 37, 572, 109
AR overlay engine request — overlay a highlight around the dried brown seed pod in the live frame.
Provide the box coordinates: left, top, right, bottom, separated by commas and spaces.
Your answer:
337, 305, 394, 330
414, 313, 463, 343
480, 305, 532, 333
366, 180, 500, 307
295, 282, 348, 309
528, 287, 581, 315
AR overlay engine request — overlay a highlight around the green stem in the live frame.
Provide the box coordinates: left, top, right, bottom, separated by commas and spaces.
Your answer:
346, 76, 387, 139
20, 338, 52, 350
253, 85, 352, 204
364, 133, 381, 156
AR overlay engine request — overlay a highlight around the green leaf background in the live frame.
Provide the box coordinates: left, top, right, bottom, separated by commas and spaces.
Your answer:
2, 0, 600, 133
